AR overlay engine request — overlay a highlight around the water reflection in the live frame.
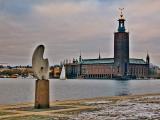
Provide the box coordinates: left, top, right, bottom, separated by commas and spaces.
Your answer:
114, 80, 131, 96
0, 79, 160, 105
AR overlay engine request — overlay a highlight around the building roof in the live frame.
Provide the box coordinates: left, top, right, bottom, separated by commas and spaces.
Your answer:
79, 58, 146, 65
129, 58, 146, 65
80, 58, 114, 65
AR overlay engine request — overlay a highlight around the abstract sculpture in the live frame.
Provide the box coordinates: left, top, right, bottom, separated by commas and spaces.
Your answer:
32, 45, 49, 80
32, 45, 50, 109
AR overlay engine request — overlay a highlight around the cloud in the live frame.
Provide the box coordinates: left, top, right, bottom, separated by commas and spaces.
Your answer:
0, 0, 160, 66
34, 2, 88, 16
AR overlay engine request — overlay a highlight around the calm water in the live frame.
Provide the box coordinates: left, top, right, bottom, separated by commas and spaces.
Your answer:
0, 78, 160, 105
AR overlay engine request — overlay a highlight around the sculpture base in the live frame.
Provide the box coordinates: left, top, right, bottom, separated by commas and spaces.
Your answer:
35, 80, 49, 109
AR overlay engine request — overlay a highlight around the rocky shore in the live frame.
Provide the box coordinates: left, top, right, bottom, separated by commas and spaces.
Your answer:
0, 93, 160, 120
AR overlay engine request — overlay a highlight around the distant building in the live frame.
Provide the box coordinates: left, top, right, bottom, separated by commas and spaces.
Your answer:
0, 65, 33, 78
50, 65, 61, 78
156, 68, 160, 79
64, 10, 150, 79
149, 65, 160, 78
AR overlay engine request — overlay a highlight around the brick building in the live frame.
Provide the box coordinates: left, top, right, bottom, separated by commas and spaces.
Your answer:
64, 10, 150, 79
50, 65, 61, 78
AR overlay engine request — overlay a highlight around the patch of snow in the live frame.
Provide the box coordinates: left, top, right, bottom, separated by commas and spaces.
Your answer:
70, 98, 160, 120
83, 100, 112, 105
143, 96, 160, 99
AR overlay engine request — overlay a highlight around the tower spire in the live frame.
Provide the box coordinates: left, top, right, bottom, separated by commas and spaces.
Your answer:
98, 48, 101, 59
118, 8, 125, 32
119, 8, 125, 19
79, 50, 82, 62
146, 50, 150, 65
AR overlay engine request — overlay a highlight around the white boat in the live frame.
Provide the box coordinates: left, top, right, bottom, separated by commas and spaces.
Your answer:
60, 65, 66, 80
26, 74, 34, 79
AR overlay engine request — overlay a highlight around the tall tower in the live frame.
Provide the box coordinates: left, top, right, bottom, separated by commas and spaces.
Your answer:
114, 8, 129, 76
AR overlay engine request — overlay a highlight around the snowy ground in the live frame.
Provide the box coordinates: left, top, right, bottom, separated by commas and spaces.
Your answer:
1, 94, 160, 120
70, 95, 160, 120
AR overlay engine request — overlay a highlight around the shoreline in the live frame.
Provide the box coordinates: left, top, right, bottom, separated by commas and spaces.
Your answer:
1, 92, 160, 106
0, 93, 160, 119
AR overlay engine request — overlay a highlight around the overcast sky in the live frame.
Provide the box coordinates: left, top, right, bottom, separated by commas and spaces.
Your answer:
0, 0, 160, 66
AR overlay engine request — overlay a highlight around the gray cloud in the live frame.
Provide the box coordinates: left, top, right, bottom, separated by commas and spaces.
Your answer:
0, 0, 159, 66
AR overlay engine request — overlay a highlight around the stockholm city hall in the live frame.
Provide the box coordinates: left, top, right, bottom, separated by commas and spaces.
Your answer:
64, 9, 150, 79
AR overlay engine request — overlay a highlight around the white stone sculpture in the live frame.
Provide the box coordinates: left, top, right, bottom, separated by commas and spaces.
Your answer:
32, 45, 49, 80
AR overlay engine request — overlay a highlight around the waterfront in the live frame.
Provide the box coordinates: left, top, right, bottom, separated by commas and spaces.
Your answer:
0, 78, 160, 105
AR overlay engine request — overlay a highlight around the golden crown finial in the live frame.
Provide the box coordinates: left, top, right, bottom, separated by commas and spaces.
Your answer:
119, 8, 125, 19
